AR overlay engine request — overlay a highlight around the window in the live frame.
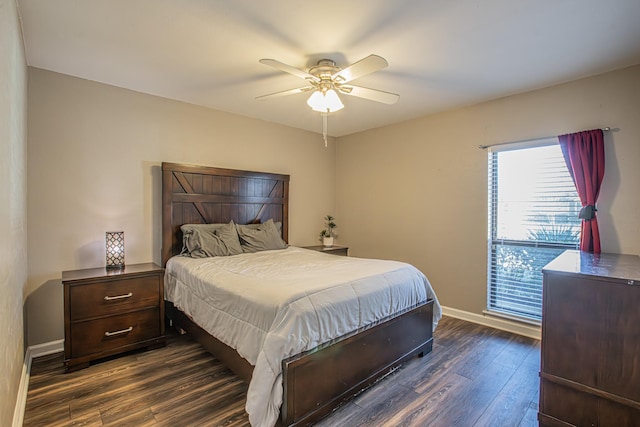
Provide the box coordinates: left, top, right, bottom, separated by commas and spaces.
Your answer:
487, 139, 581, 323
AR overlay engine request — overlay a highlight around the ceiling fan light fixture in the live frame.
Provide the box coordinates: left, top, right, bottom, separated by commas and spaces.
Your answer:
324, 89, 344, 112
306, 91, 324, 111
306, 89, 344, 112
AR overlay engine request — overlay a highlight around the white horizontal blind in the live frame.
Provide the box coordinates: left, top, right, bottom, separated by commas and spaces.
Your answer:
487, 142, 580, 322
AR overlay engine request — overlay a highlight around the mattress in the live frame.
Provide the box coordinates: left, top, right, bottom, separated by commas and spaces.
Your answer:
164, 246, 441, 427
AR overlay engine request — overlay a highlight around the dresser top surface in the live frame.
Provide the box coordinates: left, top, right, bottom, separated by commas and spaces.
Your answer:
543, 250, 640, 282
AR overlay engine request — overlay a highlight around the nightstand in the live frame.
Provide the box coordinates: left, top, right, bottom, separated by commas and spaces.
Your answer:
302, 245, 349, 256
62, 262, 165, 372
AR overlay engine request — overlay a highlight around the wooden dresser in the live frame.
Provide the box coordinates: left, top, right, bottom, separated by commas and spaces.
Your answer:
539, 250, 640, 426
62, 262, 165, 372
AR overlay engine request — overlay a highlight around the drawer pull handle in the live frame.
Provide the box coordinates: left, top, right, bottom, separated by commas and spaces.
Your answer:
104, 292, 133, 301
104, 326, 133, 337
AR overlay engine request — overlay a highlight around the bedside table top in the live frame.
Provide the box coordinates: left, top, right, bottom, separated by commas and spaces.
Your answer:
302, 245, 348, 252
62, 262, 163, 283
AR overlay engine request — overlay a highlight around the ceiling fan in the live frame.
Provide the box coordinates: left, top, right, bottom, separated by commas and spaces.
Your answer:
256, 54, 399, 145
256, 54, 399, 111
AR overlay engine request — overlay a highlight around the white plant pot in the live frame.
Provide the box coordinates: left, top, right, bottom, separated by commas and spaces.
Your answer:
322, 236, 334, 247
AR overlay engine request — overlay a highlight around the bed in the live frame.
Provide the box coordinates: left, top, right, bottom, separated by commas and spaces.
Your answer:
161, 162, 441, 427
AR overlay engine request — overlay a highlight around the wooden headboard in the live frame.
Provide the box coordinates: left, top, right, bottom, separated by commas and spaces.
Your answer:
161, 162, 289, 266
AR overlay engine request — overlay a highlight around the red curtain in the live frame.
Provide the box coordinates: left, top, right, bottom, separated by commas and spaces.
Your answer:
558, 129, 605, 253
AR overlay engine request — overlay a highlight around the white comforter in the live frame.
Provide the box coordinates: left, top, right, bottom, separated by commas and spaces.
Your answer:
164, 246, 441, 427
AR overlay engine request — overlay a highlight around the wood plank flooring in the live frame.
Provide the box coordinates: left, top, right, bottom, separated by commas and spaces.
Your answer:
23, 316, 540, 426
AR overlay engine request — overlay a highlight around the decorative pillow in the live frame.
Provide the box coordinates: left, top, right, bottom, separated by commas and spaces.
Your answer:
181, 224, 218, 255
236, 219, 288, 253
181, 221, 242, 257
213, 221, 243, 255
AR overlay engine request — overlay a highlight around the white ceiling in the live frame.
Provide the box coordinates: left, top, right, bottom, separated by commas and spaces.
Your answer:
17, 0, 640, 137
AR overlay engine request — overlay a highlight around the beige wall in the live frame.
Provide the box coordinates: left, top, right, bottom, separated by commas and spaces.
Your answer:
26, 68, 336, 345
336, 65, 640, 315
0, 0, 28, 424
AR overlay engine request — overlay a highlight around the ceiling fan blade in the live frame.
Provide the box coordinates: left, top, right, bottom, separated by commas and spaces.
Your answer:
259, 59, 320, 82
339, 85, 399, 104
255, 86, 315, 101
332, 54, 389, 83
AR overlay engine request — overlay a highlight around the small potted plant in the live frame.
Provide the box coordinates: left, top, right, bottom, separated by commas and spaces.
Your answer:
319, 214, 337, 247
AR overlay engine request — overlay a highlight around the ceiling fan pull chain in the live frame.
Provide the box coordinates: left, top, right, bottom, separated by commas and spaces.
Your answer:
323, 112, 328, 147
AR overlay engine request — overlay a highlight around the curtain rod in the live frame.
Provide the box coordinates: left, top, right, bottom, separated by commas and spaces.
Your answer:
478, 127, 611, 150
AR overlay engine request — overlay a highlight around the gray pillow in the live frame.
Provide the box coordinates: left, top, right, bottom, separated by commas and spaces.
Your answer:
236, 219, 288, 253
181, 223, 218, 256
212, 221, 243, 255
181, 221, 243, 257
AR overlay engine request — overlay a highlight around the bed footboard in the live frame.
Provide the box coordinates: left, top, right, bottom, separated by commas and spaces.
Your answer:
280, 300, 434, 426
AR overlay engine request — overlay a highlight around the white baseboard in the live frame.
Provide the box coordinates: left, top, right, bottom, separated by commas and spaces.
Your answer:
12, 347, 31, 427
12, 340, 64, 427
29, 339, 64, 358
441, 306, 541, 340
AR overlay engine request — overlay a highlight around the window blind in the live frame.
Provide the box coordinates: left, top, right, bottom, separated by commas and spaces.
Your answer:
487, 142, 580, 322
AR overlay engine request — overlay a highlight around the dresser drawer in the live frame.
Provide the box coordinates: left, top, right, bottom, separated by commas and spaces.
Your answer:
70, 308, 160, 358
69, 275, 160, 320
541, 379, 640, 427
540, 380, 598, 426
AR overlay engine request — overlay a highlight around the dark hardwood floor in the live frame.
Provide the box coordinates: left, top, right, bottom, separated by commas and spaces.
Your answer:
23, 316, 540, 426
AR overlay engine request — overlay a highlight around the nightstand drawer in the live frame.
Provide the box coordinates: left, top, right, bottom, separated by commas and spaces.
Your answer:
69, 276, 160, 321
70, 308, 160, 358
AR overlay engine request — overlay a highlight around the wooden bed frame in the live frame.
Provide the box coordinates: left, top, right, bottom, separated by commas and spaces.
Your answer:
161, 162, 434, 426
